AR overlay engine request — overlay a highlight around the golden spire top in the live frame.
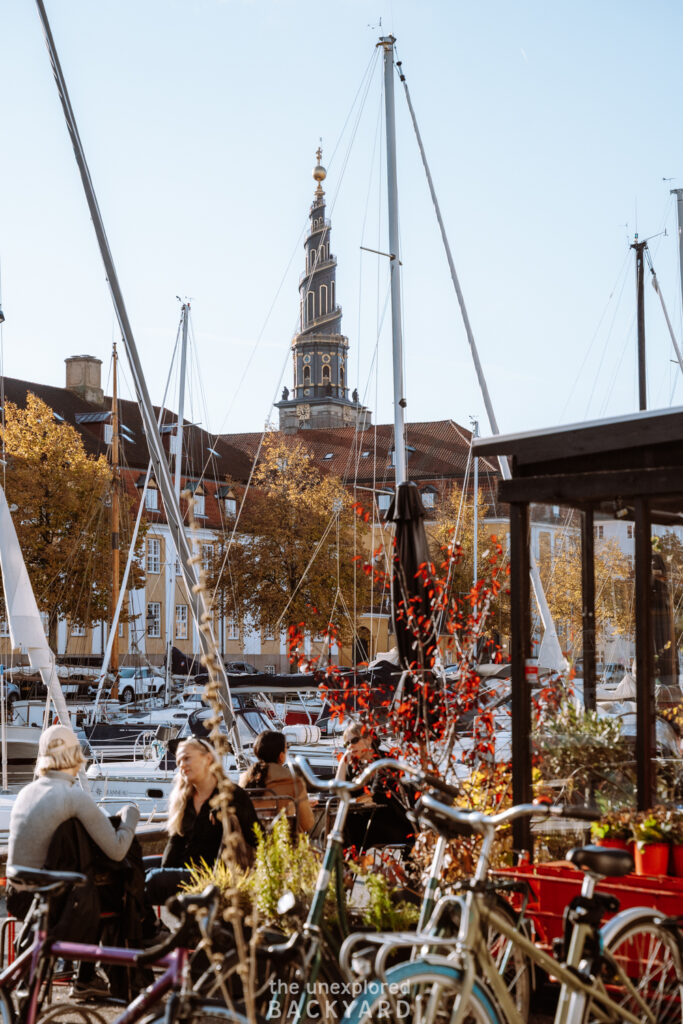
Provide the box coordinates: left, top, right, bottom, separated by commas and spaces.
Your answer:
312, 144, 326, 199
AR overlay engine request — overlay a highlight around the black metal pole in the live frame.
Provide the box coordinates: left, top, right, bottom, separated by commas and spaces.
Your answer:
634, 498, 655, 809
631, 240, 648, 412
580, 509, 596, 711
510, 502, 532, 858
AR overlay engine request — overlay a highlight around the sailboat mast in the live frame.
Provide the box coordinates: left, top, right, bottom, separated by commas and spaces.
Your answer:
166, 301, 189, 698
33, 0, 243, 760
632, 237, 648, 411
380, 35, 408, 486
111, 343, 120, 676
671, 189, 683, 321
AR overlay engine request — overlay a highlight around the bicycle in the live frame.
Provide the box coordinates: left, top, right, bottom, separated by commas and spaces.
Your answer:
3, 865, 250, 1024
338, 775, 683, 1023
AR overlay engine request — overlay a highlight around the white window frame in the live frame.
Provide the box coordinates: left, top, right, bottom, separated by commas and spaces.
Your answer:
175, 604, 188, 640
224, 498, 237, 517
201, 544, 213, 572
193, 493, 206, 517
147, 602, 161, 638
421, 489, 436, 509
118, 620, 125, 639
71, 624, 86, 637
227, 615, 239, 640
378, 493, 392, 512
0, 619, 9, 638
147, 537, 161, 573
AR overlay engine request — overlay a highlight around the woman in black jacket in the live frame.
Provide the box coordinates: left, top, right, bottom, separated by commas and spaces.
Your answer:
146, 737, 258, 906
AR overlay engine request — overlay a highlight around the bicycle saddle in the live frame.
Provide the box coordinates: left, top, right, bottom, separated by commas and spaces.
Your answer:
7, 865, 87, 892
567, 845, 634, 877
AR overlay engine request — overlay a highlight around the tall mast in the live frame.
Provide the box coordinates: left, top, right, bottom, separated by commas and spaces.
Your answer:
379, 35, 407, 485
632, 237, 648, 411
165, 301, 189, 699
110, 343, 120, 677
671, 189, 683, 330
34, 0, 243, 760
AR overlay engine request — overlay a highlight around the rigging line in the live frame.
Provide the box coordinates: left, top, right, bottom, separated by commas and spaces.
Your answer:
584, 258, 633, 418
646, 259, 683, 379
599, 313, 636, 418
560, 248, 631, 421
274, 513, 339, 633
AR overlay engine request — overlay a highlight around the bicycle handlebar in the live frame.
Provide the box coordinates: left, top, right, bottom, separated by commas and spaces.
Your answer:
418, 793, 599, 838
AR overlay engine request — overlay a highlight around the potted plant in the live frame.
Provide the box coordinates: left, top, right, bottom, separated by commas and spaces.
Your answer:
632, 807, 672, 876
590, 810, 633, 852
662, 807, 683, 876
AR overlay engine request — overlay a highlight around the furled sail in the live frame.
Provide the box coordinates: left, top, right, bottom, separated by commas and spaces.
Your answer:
0, 485, 73, 731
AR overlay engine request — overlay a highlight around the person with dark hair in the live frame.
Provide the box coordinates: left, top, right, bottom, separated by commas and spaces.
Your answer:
239, 730, 314, 833
335, 721, 415, 852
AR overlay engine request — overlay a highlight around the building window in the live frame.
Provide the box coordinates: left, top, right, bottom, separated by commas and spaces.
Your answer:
627, 524, 633, 538
303, 365, 311, 386
225, 498, 237, 517
118, 621, 124, 638
378, 493, 392, 512
319, 283, 328, 315
264, 664, 276, 675
71, 624, 86, 637
147, 602, 161, 638
596, 525, 604, 539
227, 615, 239, 640
147, 537, 161, 573
331, 280, 335, 308
176, 604, 188, 640
201, 544, 213, 572
264, 623, 275, 641
40, 612, 49, 637
340, 366, 344, 389
421, 488, 437, 509
322, 364, 331, 385
193, 493, 206, 517
144, 487, 159, 512
0, 619, 9, 638
176, 559, 182, 576
307, 291, 315, 322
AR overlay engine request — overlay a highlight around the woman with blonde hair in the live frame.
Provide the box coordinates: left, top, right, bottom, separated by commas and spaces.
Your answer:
145, 736, 258, 906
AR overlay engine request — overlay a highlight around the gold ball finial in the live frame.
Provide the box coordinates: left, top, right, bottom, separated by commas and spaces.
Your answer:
313, 146, 327, 183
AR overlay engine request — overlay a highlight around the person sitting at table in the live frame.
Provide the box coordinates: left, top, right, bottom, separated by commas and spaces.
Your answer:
335, 722, 415, 852
239, 730, 315, 834
8, 724, 141, 1000
145, 737, 259, 908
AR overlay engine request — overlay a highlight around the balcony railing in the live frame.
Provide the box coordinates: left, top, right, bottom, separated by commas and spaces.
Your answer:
299, 257, 336, 285
301, 306, 343, 330
308, 218, 331, 234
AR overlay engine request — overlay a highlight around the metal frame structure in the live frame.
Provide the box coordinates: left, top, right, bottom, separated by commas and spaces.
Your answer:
474, 405, 683, 854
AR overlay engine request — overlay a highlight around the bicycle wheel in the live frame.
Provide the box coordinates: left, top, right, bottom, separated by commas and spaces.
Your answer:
142, 1003, 254, 1024
434, 891, 530, 1017
591, 911, 683, 1023
341, 959, 503, 1024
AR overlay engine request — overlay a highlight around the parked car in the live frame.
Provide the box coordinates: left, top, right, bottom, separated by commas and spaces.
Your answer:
91, 666, 166, 704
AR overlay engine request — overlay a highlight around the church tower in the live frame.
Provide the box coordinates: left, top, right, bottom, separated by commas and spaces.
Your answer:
277, 149, 372, 433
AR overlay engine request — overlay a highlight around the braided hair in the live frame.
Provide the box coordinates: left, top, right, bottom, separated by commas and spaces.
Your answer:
242, 730, 286, 790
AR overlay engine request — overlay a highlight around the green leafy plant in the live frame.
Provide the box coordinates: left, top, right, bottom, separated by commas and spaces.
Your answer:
360, 873, 420, 932
663, 806, 683, 845
590, 809, 634, 843
632, 807, 673, 849
534, 699, 633, 806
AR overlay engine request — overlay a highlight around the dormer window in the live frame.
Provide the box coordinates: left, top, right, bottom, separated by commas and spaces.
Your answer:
421, 487, 437, 509
194, 493, 205, 517
225, 498, 237, 517
145, 486, 159, 512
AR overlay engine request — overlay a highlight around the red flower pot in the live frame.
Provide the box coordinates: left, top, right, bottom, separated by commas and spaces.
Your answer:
597, 838, 630, 851
672, 845, 683, 877
634, 842, 669, 876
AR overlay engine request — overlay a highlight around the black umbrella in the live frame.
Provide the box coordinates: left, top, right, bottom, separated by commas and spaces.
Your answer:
387, 482, 439, 726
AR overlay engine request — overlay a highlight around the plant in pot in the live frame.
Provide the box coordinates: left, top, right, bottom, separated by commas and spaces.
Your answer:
590, 809, 633, 851
662, 806, 683, 876
632, 806, 672, 876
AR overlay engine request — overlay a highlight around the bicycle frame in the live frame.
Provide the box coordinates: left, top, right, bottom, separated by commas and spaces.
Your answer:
0, 911, 182, 1024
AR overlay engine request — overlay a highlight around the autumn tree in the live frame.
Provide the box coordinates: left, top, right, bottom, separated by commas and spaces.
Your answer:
0, 393, 145, 650
538, 533, 633, 652
209, 434, 367, 667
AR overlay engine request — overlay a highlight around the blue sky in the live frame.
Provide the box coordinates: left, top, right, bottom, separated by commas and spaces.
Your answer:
2, 1, 683, 444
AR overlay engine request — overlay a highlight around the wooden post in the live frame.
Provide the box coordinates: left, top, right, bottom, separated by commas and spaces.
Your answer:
634, 498, 655, 809
631, 239, 648, 412
581, 509, 596, 711
510, 501, 532, 857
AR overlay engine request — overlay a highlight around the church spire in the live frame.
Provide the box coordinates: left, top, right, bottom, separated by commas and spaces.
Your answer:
276, 148, 372, 433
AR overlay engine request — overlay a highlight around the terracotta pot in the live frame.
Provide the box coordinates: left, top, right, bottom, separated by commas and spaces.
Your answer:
672, 845, 683, 877
634, 842, 670, 876
597, 838, 630, 851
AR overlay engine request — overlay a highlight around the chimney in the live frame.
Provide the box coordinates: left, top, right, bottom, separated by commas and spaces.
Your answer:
65, 355, 104, 406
